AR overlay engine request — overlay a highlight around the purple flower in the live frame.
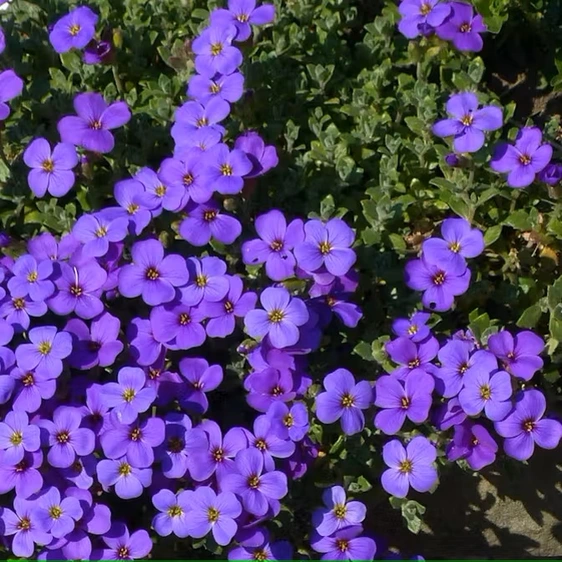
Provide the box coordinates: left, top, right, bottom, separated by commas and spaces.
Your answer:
23, 138, 78, 197
538, 162, 562, 186
58, 92, 131, 153
405, 257, 470, 311
27, 231, 79, 262
36, 406, 95, 468
72, 213, 129, 258
188, 420, 248, 483
434, 343, 496, 398
312, 486, 366, 537
49, 6, 98, 53
184, 486, 242, 545
33, 486, 83, 538
446, 422, 498, 470
234, 132, 279, 178
179, 199, 242, 246
174, 127, 223, 158
374, 372, 434, 434
192, 24, 243, 77
92, 522, 152, 560
385, 336, 439, 379
96, 457, 152, 499
432, 92, 502, 153
490, 127, 553, 188
10, 369, 56, 413
242, 210, 304, 281
83, 38, 113, 64
0, 69, 24, 120
422, 217, 485, 270
202, 143, 253, 195
494, 389, 562, 461
266, 401, 309, 442
435, 1, 487, 52
150, 301, 206, 350
199, 275, 257, 338
243, 415, 295, 471
15, 326, 72, 379
49, 260, 107, 319
118, 239, 188, 306
294, 218, 356, 277
391, 312, 431, 343
315, 368, 372, 435
1, 498, 52, 558
245, 367, 297, 412
0, 450, 43, 498
0, 295, 47, 332
178, 357, 223, 414
113, 179, 153, 235
100, 415, 165, 468
127, 318, 163, 367
172, 98, 229, 144
229, 528, 292, 561
458, 368, 512, 421
211, 0, 276, 41
188, 71, 245, 105
158, 153, 214, 205
244, 287, 309, 348
398, 0, 451, 39
487, 330, 544, 381
155, 412, 208, 479
180, 256, 229, 306
0, 411, 40, 464
221, 448, 288, 516
152, 489, 191, 538
310, 525, 377, 561
432, 396, 467, 430
66, 312, 123, 369
8, 254, 55, 302
381, 436, 438, 498
101, 367, 157, 424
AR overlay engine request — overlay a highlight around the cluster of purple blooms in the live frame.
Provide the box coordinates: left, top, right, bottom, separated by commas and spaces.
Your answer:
0, 0, 560, 560
398, 0, 487, 52
398, 1, 562, 191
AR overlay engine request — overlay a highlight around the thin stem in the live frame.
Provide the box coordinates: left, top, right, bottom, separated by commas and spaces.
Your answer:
112, 65, 124, 95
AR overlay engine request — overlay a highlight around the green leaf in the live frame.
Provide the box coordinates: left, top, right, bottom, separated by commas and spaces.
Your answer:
484, 224, 502, 246
504, 210, 532, 231
516, 303, 543, 328
547, 276, 562, 311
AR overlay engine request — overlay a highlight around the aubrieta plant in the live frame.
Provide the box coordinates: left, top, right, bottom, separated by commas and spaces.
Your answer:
0, 0, 560, 560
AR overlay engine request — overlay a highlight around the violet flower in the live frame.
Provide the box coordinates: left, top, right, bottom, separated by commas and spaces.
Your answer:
96, 457, 152, 500
446, 422, 498, 470
192, 24, 243, 77
385, 336, 439, 379
315, 368, 372, 435
487, 330, 544, 381
0, 410, 40, 464
188, 71, 245, 105
490, 127, 553, 188
58, 92, 131, 153
210, 0, 276, 41
49, 6, 98, 53
179, 200, 242, 246
32, 486, 83, 539
435, 1, 487, 52
312, 485, 366, 537
234, 131, 279, 178
91, 522, 153, 560
392, 311, 431, 343
494, 389, 562, 461
202, 142, 253, 195
310, 525, 377, 561
458, 368, 512, 421
152, 489, 191, 538
0, 69, 23, 120
398, 0, 451, 39
178, 357, 223, 414
23, 138, 78, 197
7, 254, 55, 302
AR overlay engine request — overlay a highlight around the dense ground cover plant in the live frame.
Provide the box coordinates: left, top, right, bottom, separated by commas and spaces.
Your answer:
0, 0, 561, 559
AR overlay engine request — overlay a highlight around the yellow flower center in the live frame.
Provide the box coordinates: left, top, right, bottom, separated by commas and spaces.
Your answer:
449, 241, 461, 253
203, 209, 218, 222
459, 362, 469, 374
196, 274, 207, 287
213, 448, 224, 462
90, 120, 102, 130
42, 159, 55, 173
210, 43, 223, 56
334, 504, 347, 519
268, 309, 284, 323
220, 164, 233, 176
168, 437, 184, 453
336, 539, 349, 552
460, 114, 473, 127
341, 393, 354, 408
271, 385, 283, 397
207, 507, 220, 522
420, 2, 432, 15
70, 284, 83, 297
95, 226, 108, 238
122, 388, 136, 403
401, 396, 410, 409
319, 241, 332, 255
18, 517, 31, 531
130, 427, 142, 441
168, 505, 183, 517
255, 438, 267, 451
155, 185, 167, 197
196, 117, 208, 127
408, 324, 418, 335
433, 272, 445, 285
480, 384, 492, 400
252, 549, 268, 561
117, 546, 130, 559
13, 297, 25, 310
399, 459, 413, 473
523, 419, 535, 433
224, 300, 234, 313
49, 506, 63, 519
248, 475, 260, 489
118, 462, 132, 476
10, 431, 23, 446
56, 431, 70, 444
210, 82, 221, 94
26, 271, 38, 282
127, 203, 139, 215
270, 239, 283, 251
179, 313, 191, 325
183, 173, 193, 186
459, 22, 472, 33
145, 267, 160, 280
408, 358, 420, 368
69, 23, 81, 36
22, 373, 34, 387
283, 414, 294, 427
519, 154, 532, 166
38, 341, 52, 355
236, 13, 249, 22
